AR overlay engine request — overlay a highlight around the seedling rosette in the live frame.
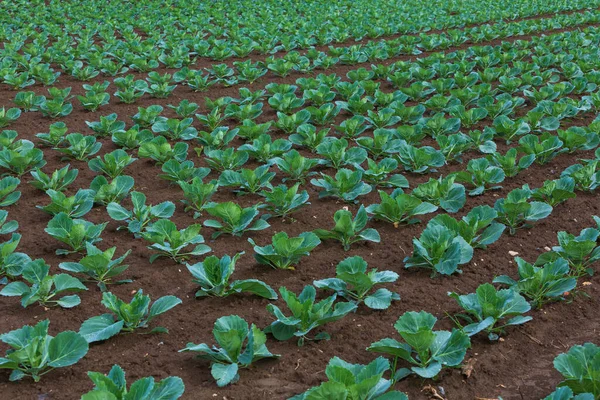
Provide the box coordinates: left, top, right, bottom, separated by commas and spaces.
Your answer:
180, 315, 279, 387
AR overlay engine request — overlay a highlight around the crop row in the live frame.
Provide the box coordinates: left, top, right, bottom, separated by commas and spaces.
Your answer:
2, 9, 600, 91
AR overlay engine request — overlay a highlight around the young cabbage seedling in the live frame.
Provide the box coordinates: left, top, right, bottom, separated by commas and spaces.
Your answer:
0, 319, 88, 382
404, 223, 474, 276
290, 356, 408, 400
535, 227, 600, 277
29, 164, 78, 192
0, 210, 18, 234
493, 186, 553, 235
494, 257, 576, 308
187, 252, 277, 299
0, 176, 21, 207
82, 364, 185, 400
314, 256, 400, 310
141, 219, 211, 263
203, 202, 270, 239
259, 183, 310, 219
59, 243, 132, 291
552, 343, 600, 398
427, 205, 506, 249
314, 205, 380, 251
79, 289, 182, 343
448, 283, 533, 340
0, 234, 31, 284
310, 168, 372, 203
180, 315, 279, 387
0, 259, 86, 308
265, 285, 357, 346
366, 189, 438, 226
367, 311, 470, 381
107, 191, 175, 237
412, 175, 466, 213
248, 231, 320, 270
44, 212, 107, 255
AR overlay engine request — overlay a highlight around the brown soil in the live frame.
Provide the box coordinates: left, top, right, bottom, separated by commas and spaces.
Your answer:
0, 30, 599, 400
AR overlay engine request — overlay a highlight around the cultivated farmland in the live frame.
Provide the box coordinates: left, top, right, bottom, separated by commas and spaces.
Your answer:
0, 0, 600, 399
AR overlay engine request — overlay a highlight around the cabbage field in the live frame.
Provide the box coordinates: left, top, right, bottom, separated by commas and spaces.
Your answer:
1, 0, 600, 398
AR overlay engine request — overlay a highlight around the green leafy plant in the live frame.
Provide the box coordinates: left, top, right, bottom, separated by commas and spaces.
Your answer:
259, 183, 310, 219
159, 159, 209, 183
197, 126, 238, 149
35, 122, 68, 147
0, 320, 88, 382
30, 164, 78, 192
141, 219, 211, 263
537, 227, 600, 277
203, 202, 270, 239
290, 356, 408, 400
204, 147, 248, 171
494, 257, 576, 308
449, 283, 532, 340
396, 142, 445, 174
78, 90, 110, 112
138, 136, 188, 165
82, 364, 185, 400
248, 231, 320, 270
562, 161, 600, 192
452, 158, 505, 196
88, 149, 136, 178
85, 113, 126, 137
271, 150, 320, 183
0, 176, 21, 207
404, 223, 473, 276
0, 259, 86, 308
557, 127, 600, 153
0, 107, 21, 128
314, 256, 400, 310
412, 175, 466, 213
218, 165, 275, 195
494, 186, 553, 235
552, 343, 600, 398
314, 205, 380, 251
519, 133, 566, 165
107, 191, 175, 237
178, 178, 218, 218
152, 117, 198, 141
132, 105, 165, 128
0, 210, 17, 234
79, 290, 182, 343
57, 133, 102, 161
0, 234, 30, 284
289, 122, 328, 149
179, 315, 279, 387
59, 243, 132, 291
112, 125, 153, 150
532, 177, 577, 207
90, 175, 134, 206
0, 146, 46, 175
238, 134, 291, 163
359, 157, 409, 189
37, 188, 94, 218
427, 205, 506, 249
543, 387, 594, 400
367, 310, 470, 380
44, 212, 107, 255
187, 252, 276, 299
316, 137, 367, 169
366, 189, 437, 226
265, 285, 356, 346
311, 168, 372, 203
